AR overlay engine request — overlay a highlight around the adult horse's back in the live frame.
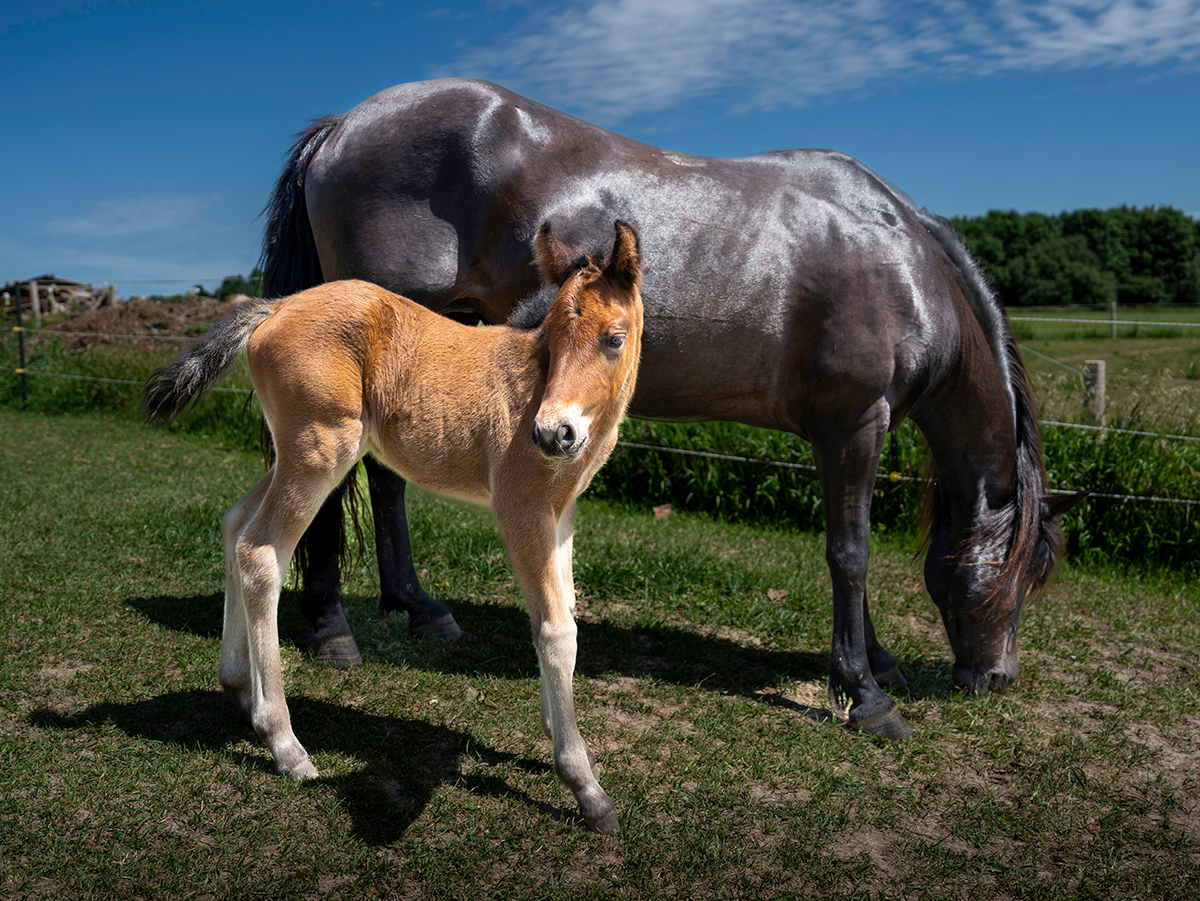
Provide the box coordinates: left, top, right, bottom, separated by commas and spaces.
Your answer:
263, 78, 1078, 737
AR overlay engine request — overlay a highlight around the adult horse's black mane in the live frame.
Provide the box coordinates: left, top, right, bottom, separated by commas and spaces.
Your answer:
258, 78, 1080, 739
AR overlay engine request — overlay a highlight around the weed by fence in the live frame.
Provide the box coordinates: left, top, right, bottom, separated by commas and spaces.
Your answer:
4, 314, 1198, 572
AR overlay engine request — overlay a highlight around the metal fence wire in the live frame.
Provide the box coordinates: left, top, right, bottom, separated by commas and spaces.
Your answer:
8, 317, 1200, 508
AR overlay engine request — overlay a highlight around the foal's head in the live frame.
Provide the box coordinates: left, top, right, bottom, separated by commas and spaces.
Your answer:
530, 221, 643, 460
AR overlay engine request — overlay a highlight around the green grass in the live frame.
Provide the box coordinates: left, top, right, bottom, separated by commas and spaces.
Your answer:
1, 409, 1198, 900
1015, 305, 1200, 429
3, 315, 1198, 574
1010, 304, 1200, 343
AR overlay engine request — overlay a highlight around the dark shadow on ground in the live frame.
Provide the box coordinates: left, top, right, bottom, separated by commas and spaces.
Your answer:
127, 590, 316, 650
30, 690, 569, 845
127, 592, 953, 708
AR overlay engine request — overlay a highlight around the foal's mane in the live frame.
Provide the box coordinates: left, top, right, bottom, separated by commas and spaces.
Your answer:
507, 253, 599, 330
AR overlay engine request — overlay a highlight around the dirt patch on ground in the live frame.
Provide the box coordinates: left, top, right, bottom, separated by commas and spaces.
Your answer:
34, 296, 247, 351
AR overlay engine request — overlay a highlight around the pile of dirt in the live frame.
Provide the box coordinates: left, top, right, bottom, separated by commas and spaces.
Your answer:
32, 295, 251, 351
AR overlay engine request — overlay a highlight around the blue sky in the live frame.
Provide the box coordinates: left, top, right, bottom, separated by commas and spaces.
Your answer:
3, 0, 1198, 297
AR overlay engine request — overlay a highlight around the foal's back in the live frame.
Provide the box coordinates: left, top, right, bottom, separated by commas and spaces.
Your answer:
247, 280, 544, 503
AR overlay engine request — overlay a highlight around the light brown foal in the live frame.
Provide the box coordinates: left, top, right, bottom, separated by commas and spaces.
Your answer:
144, 221, 643, 833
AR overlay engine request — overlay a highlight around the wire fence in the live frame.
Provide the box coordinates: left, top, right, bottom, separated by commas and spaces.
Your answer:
7, 311, 1200, 508
1009, 315, 1200, 329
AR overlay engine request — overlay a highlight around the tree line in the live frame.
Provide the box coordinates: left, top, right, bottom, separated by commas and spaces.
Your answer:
950, 206, 1200, 307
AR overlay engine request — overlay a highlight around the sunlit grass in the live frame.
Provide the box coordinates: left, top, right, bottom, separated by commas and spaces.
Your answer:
1, 409, 1197, 899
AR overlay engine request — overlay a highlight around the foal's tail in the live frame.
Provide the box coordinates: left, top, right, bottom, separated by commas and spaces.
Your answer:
141, 300, 274, 425
260, 115, 340, 297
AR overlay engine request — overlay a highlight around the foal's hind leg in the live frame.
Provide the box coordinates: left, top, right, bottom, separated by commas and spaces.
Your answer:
239, 442, 363, 779
494, 497, 617, 833
219, 471, 274, 720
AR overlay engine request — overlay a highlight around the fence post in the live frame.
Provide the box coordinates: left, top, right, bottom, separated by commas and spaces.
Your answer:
1082, 359, 1106, 429
14, 278, 27, 409
1110, 300, 1117, 339
30, 279, 40, 328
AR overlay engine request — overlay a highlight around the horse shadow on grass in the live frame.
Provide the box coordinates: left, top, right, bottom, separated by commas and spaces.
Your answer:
126, 589, 953, 715
36, 589, 957, 840
30, 688, 574, 845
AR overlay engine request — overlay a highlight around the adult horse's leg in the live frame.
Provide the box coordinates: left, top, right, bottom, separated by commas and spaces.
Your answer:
864, 595, 907, 689
298, 477, 363, 668
364, 458, 462, 640
297, 463, 462, 666
813, 402, 913, 739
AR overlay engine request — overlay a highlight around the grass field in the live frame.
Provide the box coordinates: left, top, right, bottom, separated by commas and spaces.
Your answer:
6, 301, 1198, 574
1, 409, 1197, 899
1012, 306, 1200, 431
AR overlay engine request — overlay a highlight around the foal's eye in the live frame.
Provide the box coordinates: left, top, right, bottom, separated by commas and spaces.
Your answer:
606, 333, 626, 351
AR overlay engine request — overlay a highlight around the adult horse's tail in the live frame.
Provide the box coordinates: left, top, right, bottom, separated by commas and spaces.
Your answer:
260, 116, 340, 297
915, 210, 1065, 600
141, 300, 274, 425
259, 114, 367, 600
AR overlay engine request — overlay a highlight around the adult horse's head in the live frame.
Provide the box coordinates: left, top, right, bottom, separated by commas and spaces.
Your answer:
922, 399, 1086, 696
528, 221, 643, 461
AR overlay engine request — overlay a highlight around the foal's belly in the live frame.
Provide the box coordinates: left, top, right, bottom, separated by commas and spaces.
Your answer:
364, 417, 493, 508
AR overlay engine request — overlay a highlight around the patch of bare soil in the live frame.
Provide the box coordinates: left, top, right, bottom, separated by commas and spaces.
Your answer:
34, 296, 248, 351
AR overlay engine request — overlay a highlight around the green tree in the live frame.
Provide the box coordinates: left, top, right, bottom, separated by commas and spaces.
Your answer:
954, 206, 1199, 307
1008, 235, 1117, 307
215, 267, 264, 300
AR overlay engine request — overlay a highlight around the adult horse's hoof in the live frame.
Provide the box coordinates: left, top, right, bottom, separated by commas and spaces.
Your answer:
872, 664, 908, 689
848, 706, 913, 740
409, 612, 463, 642
575, 783, 619, 833
309, 633, 363, 668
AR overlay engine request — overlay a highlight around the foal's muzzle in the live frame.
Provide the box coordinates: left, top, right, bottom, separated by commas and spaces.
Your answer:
533, 419, 586, 459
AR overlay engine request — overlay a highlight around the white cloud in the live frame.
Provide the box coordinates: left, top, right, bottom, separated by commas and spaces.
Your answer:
45, 195, 218, 238
450, 0, 1200, 118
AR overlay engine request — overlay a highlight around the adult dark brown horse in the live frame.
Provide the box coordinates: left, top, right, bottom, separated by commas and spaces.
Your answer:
263, 78, 1078, 739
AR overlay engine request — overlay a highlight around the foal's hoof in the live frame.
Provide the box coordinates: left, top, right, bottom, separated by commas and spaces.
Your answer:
281, 757, 319, 780
872, 664, 908, 689
848, 706, 913, 740
309, 633, 363, 668
585, 808, 620, 835
409, 612, 463, 642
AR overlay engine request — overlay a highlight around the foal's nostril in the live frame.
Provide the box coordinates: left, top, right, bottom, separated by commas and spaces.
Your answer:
556, 423, 575, 449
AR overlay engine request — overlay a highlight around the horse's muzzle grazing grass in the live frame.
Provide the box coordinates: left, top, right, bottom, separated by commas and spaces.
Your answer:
142, 221, 644, 833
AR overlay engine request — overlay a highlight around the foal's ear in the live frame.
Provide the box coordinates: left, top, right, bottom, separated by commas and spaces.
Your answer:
533, 222, 577, 286
606, 220, 642, 293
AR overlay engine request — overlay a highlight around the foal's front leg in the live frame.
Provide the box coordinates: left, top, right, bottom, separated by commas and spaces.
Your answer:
495, 498, 617, 833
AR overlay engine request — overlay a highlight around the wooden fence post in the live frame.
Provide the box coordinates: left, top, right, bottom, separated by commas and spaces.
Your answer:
1110, 300, 1117, 339
1082, 360, 1106, 429
30, 279, 40, 327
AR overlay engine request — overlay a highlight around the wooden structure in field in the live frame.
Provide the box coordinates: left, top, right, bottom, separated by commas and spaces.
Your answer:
2, 275, 117, 326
